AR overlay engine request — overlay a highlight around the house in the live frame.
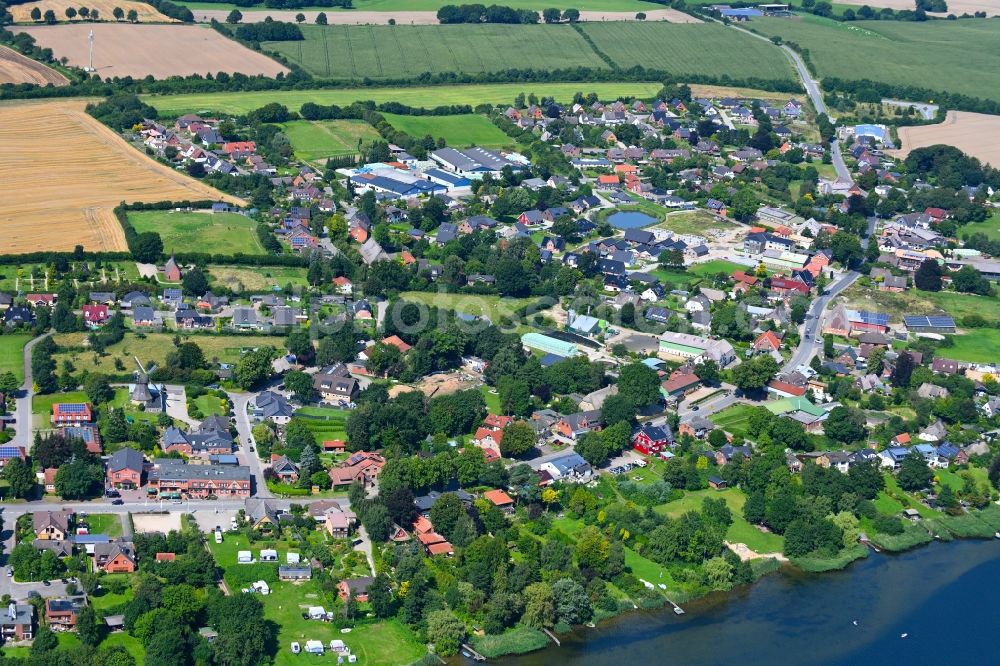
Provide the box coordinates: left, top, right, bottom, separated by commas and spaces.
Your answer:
678, 415, 715, 440
633, 423, 673, 455
132, 306, 156, 327
538, 452, 593, 483
660, 370, 700, 400
107, 447, 144, 489
45, 599, 81, 629
81, 304, 109, 328
161, 422, 233, 457
94, 540, 137, 574
332, 276, 353, 295
51, 403, 92, 425
708, 476, 727, 490
33, 510, 73, 540
931, 357, 960, 375
148, 459, 251, 498
251, 391, 295, 424
163, 256, 182, 282
313, 365, 358, 404
329, 452, 385, 489
270, 455, 300, 482
715, 444, 752, 466
246, 499, 284, 531
278, 566, 312, 581
752, 331, 782, 354
916, 383, 949, 400
0, 604, 34, 641
483, 489, 516, 514
324, 506, 355, 538
554, 410, 602, 443
338, 577, 374, 602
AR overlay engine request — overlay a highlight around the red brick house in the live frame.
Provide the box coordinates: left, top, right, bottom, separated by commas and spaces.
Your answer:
338, 577, 373, 602
94, 541, 137, 574
329, 452, 385, 489
81, 304, 109, 328
163, 256, 182, 282
107, 448, 144, 489
45, 599, 80, 629
752, 331, 782, 354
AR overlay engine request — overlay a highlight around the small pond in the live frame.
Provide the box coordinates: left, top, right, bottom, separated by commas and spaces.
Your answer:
607, 211, 657, 229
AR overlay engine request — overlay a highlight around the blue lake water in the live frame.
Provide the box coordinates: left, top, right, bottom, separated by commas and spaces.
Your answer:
495, 539, 1000, 665
607, 211, 657, 229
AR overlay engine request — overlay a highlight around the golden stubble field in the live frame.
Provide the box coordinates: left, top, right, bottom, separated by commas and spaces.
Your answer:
0, 100, 242, 255
9, 0, 172, 23
16, 23, 289, 78
892, 111, 1000, 167
0, 44, 68, 85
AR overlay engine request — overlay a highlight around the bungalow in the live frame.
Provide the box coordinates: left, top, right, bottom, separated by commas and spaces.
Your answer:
270, 455, 300, 482
132, 306, 156, 327
332, 276, 353, 295
483, 489, 516, 514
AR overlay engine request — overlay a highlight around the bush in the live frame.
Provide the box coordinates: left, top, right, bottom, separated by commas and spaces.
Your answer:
470, 626, 548, 658
873, 513, 904, 535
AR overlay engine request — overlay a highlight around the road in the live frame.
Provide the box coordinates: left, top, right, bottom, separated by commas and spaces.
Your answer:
11, 333, 48, 451
229, 391, 273, 499
831, 140, 853, 184
782, 269, 860, 373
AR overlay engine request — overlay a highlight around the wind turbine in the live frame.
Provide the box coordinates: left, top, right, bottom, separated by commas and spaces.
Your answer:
86, 29, 95, 72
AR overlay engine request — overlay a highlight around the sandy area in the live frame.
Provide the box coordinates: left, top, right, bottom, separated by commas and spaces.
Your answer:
16, 23, 288, 78
388, 371, 482, 398
891, 110, 1000, 167
0, 44, 68, 85
10, 0, 172, 23
132, 512, 183, 533
726, 541, 789, 562
835, 0, 1000, 14
0, 99, 242, 255
193, 8, 698, 24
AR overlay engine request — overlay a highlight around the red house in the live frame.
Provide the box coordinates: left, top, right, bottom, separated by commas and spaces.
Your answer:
163, 256, 182, 282
632, 423, 673, 455
769, 276, 810, 297
82, 304, 109, 328
51, 403, 92, 424
752, 331, 782, 354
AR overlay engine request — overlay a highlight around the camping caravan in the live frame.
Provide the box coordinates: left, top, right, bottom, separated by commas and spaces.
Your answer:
305, 640, 325, 654
329, 639, 347, 652
308, 606, 326, 620
237, 550, 253, 564
260, 549, 278, 562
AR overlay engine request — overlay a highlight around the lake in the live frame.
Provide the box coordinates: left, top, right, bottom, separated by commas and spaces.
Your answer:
607, 211, 657, 229
496, 539, 1000, 665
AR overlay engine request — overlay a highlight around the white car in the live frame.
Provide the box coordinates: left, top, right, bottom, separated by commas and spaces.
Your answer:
290, 642, 301, 654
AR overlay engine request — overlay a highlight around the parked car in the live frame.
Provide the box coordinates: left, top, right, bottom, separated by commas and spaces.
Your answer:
290, 642, 301, 654
111, 499, 124, 505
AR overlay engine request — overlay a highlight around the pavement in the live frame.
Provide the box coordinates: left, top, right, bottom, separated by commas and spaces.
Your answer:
229, 391, 274, 499
11, 333, 48, 451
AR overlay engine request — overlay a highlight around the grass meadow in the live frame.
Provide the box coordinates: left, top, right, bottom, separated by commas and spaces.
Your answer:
128, 210, 265, 256
751, 15, 1000, 103
0, 334, 30, 383
264, 23, 609, 79
280, 119, 382, 162
143, 82, 663, 115
381, 112, 512, 147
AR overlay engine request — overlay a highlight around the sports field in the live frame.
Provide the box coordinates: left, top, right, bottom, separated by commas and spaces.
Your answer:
0, 100, 239, 255
263, 23, 609, 79
281, 119, 382, 162
751, 16, 1000, 104
381, 113, 511, 148
579, 21, 796, 81
127, 210, 265, 255
143, 81, 663, 115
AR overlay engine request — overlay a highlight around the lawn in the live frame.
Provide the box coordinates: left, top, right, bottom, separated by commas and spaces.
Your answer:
654, 487, 784, 553
381, 112, 512, 148
208, 265, 310, 292
579, 21, 796, 81
144, 82, 663, 116
280, 119, 382, 163
293, 407, 349, 442
0, 334, 29, 383
751, 15, 1000, 104
961, 212, 1000, 241
33, 390, 89, 415
51, 331, 283, 376
843, 282, 1000, 322
83, 513, 123, 538
264, 23, 610, 80
709, 404, 756, 435
399, 290, 542, 323
194, 393, 229, 417
655, 210, 736, 236
688, 259, 748, 278
127, 210, 265, 256
480, 384, 501, 415
942, 328, 1000, 364
100, 632, 145, 666
0, 263, 47, 292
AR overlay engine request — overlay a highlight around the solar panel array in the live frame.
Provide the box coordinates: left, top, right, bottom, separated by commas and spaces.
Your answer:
55, 403, 89, 413
855, 311, 890, 326
904, 315, 956, 328
0, 446, 23, 459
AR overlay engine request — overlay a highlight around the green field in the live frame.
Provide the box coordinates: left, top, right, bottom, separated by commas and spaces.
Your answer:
144, 82, 662, 116
381, 112, 512, 148
0, 334, 29, 383
208, 265, 310, 292
281, 119, 382, 162
844, 283, 1000, 322
580, 21, 796, 81
128, 210, 265, 256
180, 0, 654, 9
399, 290, 542, 323
264, 23, 609, 80
751, 15, 1000, 104
83, 513, 123, 537
943, 328, 1000, 363
688, 260, 748, 278
962, 213, 1000, 241
655, 488, 784, 554
709, 404, 755, 434
51, 332, 282, 376
655, 210, 737, 236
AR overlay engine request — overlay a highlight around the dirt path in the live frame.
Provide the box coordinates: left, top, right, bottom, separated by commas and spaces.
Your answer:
194, 8, 698, 24
0, 44, 68, 85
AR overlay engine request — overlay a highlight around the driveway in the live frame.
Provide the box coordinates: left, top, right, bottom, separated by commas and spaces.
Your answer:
164, 384, 198, 427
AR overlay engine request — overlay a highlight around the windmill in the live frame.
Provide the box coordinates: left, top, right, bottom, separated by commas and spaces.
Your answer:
85, 30, 95, 73
130, 356, 158, 407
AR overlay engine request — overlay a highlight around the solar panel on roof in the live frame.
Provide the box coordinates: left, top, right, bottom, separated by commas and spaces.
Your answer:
0, 447, 22, 458
57, 403, 88, 412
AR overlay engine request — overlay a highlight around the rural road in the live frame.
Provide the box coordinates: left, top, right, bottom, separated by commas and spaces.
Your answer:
11, 333, 49, 452
782, 269, 859, 373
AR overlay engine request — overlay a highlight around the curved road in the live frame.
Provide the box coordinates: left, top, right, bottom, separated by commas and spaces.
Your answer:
11, 333, 49, 451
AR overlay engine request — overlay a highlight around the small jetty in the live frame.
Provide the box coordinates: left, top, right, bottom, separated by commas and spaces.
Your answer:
543, 628, 561, 646
859, 534, 883, 553
461, 644, 486, 662
666, 599, 685, 615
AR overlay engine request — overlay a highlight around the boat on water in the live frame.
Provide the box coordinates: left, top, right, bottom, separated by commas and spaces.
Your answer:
901, 633, 909, 638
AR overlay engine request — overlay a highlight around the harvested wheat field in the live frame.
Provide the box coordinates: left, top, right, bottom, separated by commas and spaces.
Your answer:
0, 100, 242, 255
192, 7, 697, 23
892, 111, 1000, 167
836, 0, 1000, 15
10, 0, 172, 23
16, 23, 288, 78
0, 44, 68, 85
